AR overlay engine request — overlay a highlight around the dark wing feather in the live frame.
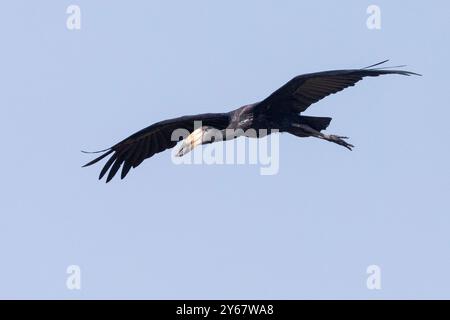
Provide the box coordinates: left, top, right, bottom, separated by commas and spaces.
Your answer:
83, 113, 230, 182
255, 66, 420, 115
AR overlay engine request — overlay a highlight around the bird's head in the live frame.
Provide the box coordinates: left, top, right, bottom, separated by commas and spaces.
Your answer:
175, 126, 222, 157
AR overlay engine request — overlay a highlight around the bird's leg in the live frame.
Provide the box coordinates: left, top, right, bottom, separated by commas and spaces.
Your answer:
292, 123, 354, 151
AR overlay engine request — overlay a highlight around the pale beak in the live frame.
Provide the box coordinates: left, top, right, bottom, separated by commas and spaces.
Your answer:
175, 127, 205, 157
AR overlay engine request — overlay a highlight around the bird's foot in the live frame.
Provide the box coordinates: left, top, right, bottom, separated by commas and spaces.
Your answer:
326, 134, 354, 151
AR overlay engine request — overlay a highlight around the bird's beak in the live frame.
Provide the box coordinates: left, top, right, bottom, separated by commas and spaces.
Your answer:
175, 127, 205, 157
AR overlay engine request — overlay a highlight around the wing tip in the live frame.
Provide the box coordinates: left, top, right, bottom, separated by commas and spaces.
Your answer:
82, 149, 114, 167
362, 59, 390, 69
379, 70, 422, 77
81, 147, 111, 154
362, 60, 422, 76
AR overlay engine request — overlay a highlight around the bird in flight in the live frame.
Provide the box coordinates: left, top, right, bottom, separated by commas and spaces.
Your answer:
83, 60, 420, 182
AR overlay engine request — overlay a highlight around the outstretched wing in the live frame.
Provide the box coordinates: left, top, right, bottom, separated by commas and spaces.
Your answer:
255, 61, 420, 115
83, 113, 230, 182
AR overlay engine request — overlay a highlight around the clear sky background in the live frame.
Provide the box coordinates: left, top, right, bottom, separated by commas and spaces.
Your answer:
1, 1, 449, 299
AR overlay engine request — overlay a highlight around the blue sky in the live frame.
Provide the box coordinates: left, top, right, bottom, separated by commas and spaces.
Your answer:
1, 1, 449, 299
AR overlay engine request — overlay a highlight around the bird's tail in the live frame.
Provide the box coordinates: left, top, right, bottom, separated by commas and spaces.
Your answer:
287, 116, 332, 137
298, 116, 332, 131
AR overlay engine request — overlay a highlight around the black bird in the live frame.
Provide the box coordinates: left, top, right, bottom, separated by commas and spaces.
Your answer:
83, 60, 420, 182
